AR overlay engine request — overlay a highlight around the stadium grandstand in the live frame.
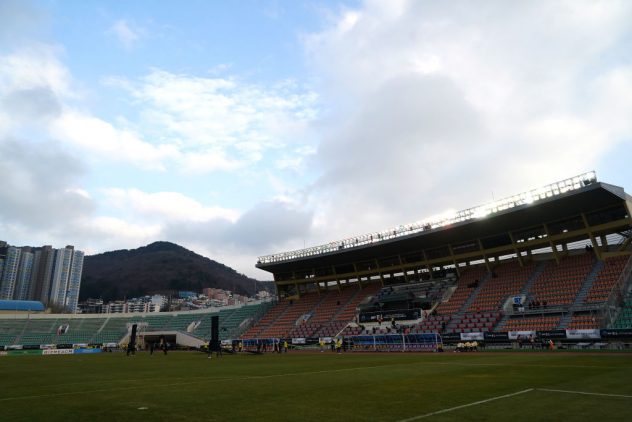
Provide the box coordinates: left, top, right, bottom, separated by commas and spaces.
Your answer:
2, 172, 632, 352
247, 172, 632, 349
0, 300, 272, 350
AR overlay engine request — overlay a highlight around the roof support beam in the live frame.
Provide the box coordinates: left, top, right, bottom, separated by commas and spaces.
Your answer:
273, 217, 632, 286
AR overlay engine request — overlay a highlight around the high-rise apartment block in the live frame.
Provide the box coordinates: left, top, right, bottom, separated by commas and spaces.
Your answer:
0, 242, 85, 312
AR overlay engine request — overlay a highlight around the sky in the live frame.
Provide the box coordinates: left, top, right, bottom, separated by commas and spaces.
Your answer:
1, 0, 631, 280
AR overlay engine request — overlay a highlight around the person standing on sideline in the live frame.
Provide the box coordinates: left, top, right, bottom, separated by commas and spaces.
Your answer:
160, 336, 168, 355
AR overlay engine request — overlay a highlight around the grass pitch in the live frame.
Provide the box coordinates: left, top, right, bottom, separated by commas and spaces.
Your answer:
2, 350, 631, 421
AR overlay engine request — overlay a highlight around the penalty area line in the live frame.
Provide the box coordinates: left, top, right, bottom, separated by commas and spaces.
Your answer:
396, 388, 534, 422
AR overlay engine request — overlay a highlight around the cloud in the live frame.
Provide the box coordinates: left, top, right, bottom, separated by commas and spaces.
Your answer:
49, 110, 178, 171
102, 188, 240, 223
108, 19, 144, 50
112, 69, 319, 173
0, 0, 46, 47
301, 0, 632, 241
0, 138, 93, 230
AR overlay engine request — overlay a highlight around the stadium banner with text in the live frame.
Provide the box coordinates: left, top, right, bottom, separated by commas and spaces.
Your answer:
43, 349, 74, 355
359, 309, 420, 323
565, 329, 601, 340
23, 344, 41, 350
5, 345, 23, 350
460, 332, 484, 341
291, 338, 306, 345
536, 330, 567, 339
441, 333, 461, 342
56, 344, 74, 349
508, 331, 536, 340
600, 329, 632, 338
484, 331, 509, 340
7, 349, 43, 356
73, 348, 102, 354
40, 344, 57, 350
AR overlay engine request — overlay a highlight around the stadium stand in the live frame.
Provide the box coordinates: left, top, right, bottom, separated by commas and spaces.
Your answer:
0, 301, 272, 347
527, 253, 596, 307
466, 260, 536, 313
3, 175, 632, 348
585, 255, 629, 303
499, 315, 561, 331
435, 267, 488, 316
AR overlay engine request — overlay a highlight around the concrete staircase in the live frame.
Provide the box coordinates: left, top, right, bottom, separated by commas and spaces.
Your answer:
521, 261, 547, 298
571, 260, 604, 308
557, 260, 605, 330
445, 272, 491, 332
458, 272, 491, 314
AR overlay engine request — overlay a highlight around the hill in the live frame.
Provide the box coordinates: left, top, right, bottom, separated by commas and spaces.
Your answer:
80, 241, 263, 301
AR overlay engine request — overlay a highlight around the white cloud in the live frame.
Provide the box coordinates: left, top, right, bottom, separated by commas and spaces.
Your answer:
49, 110, 178, 171
0, 44, 71, 96
115, 69, 320, 173
301, 0, 632, 243
108, 19, 144, 50
102, 188, 240, 223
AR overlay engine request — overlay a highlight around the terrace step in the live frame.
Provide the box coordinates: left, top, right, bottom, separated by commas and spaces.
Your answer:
570, 260, 604, 309
520, 261, 546, 297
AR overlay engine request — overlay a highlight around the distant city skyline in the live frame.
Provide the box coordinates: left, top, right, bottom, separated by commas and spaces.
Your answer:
0, 241, 84, 312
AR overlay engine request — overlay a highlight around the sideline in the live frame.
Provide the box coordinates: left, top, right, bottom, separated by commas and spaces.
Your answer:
537, 388, 632, 399
396, 389, 534, 421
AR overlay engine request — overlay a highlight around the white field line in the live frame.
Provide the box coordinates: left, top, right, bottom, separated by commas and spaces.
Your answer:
537, 388, 632, 399
397, 389, 534, 422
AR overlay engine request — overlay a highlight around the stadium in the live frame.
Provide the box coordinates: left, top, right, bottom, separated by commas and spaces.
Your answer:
1, 172, 632, 420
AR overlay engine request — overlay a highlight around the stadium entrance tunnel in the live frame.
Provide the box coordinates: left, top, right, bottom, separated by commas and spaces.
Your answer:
134, 331, 206, 349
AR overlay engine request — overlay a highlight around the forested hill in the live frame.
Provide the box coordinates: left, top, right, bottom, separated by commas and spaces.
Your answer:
80, 241, 263, 301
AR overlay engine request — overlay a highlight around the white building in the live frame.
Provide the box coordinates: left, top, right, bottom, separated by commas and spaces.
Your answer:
0, 246, 21, 299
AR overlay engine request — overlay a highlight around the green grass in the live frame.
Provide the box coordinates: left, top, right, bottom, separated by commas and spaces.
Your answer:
1, 351, 632, 421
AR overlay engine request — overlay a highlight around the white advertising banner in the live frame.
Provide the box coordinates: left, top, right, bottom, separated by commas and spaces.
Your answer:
43, 349, 74, 355
565, 329, 601, 340
291, 338, 306, 345
460, 332, 484, 341
508, 331, 536, 340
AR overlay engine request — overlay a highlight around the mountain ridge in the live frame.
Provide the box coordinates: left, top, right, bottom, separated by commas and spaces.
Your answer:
80, 241, 265, 301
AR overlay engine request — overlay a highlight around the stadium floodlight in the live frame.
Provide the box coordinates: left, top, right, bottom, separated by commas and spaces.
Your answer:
257, 171, 598, 264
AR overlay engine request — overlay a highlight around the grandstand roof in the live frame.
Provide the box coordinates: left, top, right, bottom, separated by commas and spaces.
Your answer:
257, 179, 631, 275
0, 300, 45, 312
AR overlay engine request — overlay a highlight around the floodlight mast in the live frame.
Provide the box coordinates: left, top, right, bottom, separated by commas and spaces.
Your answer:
257, 171, 597, 264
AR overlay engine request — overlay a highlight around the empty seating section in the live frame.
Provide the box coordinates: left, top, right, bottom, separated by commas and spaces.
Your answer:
410, 315, 450, 333
0, 302, 272, 346
241, 283, 384, 339
585, 255, 629, 303
242, 299, 293, 338
444, 312, 501, 333
528, 254, 594, 306
613, 299, 632, 329
259, 293, 323, 338
436, 267, 487, 316
467, 261, 534, 313
500, 315, 561, 331
567, 313, 599, 329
